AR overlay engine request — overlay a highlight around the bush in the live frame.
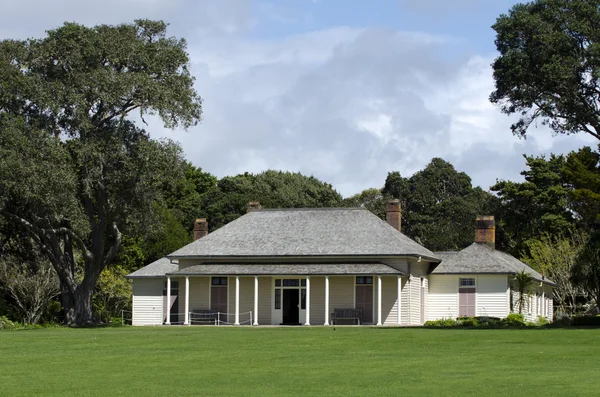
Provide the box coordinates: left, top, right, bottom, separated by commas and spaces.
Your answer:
572, 316, 600, 326
503, 313, 526, 327
457, 317, 480, 327
0, 316, 15, 330
424, 318, 460, 328
536, 316, 550, 326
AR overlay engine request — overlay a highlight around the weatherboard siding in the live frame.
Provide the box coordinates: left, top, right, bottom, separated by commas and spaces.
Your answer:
382, 276, 398, 325
258, 277, 272, 325
189, 277, 210, 312
476, 275, 509, 318
329, 276, 354, 311
309, 277, 325, 325
427, 275, 459, 320
132, 279, 163, 326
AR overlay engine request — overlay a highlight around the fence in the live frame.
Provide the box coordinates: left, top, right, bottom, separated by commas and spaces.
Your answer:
123, 310, 254, 326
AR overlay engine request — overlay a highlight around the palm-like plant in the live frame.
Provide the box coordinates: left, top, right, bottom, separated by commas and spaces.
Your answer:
514, 270, 534, 314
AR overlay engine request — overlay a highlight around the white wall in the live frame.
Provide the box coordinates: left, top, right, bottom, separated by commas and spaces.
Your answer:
476, 275, 509, 318
132, 278, 163, 326
427, 275, 459, 320
428, 274, 511, 320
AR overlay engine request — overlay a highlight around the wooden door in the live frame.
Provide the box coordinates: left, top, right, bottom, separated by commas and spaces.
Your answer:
355, 285, 373, 324
459, 287, 476, 317
211, 286, 228, 314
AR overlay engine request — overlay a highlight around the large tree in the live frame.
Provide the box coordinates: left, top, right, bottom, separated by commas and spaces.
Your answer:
0, 20, 202, 325
382, 159, 492, 251
491, 154, 574, 256
491, 0, 600, 140
202, 171, 343, 231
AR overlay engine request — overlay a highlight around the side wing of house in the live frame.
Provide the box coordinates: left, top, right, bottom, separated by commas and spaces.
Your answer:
427, 274, 510, 320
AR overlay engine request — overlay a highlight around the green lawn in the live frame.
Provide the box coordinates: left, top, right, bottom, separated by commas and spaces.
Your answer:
1, 327, 599, 396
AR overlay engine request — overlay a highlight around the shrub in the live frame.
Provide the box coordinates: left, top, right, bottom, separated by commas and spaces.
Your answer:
0, 316, 15, 330
572, 316, 600, 326
503, 313, 526, 327
536, 316, 550, 326
424, 318, 460, 328
457, 317, 480, 327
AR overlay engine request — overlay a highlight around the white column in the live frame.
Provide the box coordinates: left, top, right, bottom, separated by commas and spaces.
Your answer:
541, 289, 545, 318
377, 275, 382, 326
253, 276, 259, 326
305, 277, 311, 326
184, 276, 190, 325
165, 276, 171, 325
235, 276, 240, 325
324, 276, 330, 325
397, 275, 402, 326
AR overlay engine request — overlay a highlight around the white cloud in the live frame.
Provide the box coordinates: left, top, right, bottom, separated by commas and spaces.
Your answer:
1, 0, 595, 197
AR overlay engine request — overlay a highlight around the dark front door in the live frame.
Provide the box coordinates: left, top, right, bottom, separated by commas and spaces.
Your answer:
283, 289, 300, 324
355, 285, 373, 324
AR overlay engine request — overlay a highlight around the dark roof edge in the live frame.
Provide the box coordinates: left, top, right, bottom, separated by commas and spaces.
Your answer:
430, 271, 556, 286
166, 253, 441, 262
166, 271, 406, 276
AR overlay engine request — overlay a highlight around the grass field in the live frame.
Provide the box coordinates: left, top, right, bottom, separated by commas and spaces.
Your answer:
1, 327, 599, 396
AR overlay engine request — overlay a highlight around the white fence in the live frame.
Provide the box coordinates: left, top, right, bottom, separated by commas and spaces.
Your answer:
124, 310, 254, 326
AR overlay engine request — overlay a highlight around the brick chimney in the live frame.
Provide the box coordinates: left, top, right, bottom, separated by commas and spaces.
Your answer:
247, 201, 262, 213
475, 215, 495, 249
386, 199, 401, 232
193, 218, 208, 241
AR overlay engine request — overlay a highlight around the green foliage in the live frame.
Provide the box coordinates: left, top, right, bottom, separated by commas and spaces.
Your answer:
536, 316, 550, 326
514, 270, 535, 314
343, 188, 388, 219
0, 315, 14, 330
572, 315, 600, 326
523, 231, 587, 315
491, 0, 600, 141
424, 315, 531, 328
202, 171, 343, 230
491, 154, 573, 256
0, 316, 61, 331
382, 158, 493, 251
424, 318, 460, 328
504, 313, 526, 326
572, 229, 600, 309
92, 266, 132, 323
0, 20, 202, 325
564, 146, 600, 228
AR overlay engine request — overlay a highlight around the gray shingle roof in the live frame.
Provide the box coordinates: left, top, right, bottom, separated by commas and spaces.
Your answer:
169, 263, 405, 276
126, 257, 177, 278
432, 243, 556, 286
168, 208, 439, 260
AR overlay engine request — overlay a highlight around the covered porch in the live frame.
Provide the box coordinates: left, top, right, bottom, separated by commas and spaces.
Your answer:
164, 263, 408, 326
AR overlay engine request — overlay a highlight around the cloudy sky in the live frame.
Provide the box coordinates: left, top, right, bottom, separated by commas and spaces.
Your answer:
1, 0, 596, 196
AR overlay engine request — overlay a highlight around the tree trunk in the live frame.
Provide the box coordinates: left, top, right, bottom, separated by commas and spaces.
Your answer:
63, 286, 95, 325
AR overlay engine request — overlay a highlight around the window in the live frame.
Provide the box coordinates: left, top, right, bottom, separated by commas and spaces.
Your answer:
356, 276, 373, 285
283, 279, 300, 287
459, 278, 475, 287
275, 289, 281, 310
275, 279, 281, 287
301, 279, 306, 287
301, 289, 306, 309
163, 280, 179, 294
211, 277, 228, 286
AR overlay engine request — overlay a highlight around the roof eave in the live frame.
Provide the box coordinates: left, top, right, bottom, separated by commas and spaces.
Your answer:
166, 253, 441, 262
